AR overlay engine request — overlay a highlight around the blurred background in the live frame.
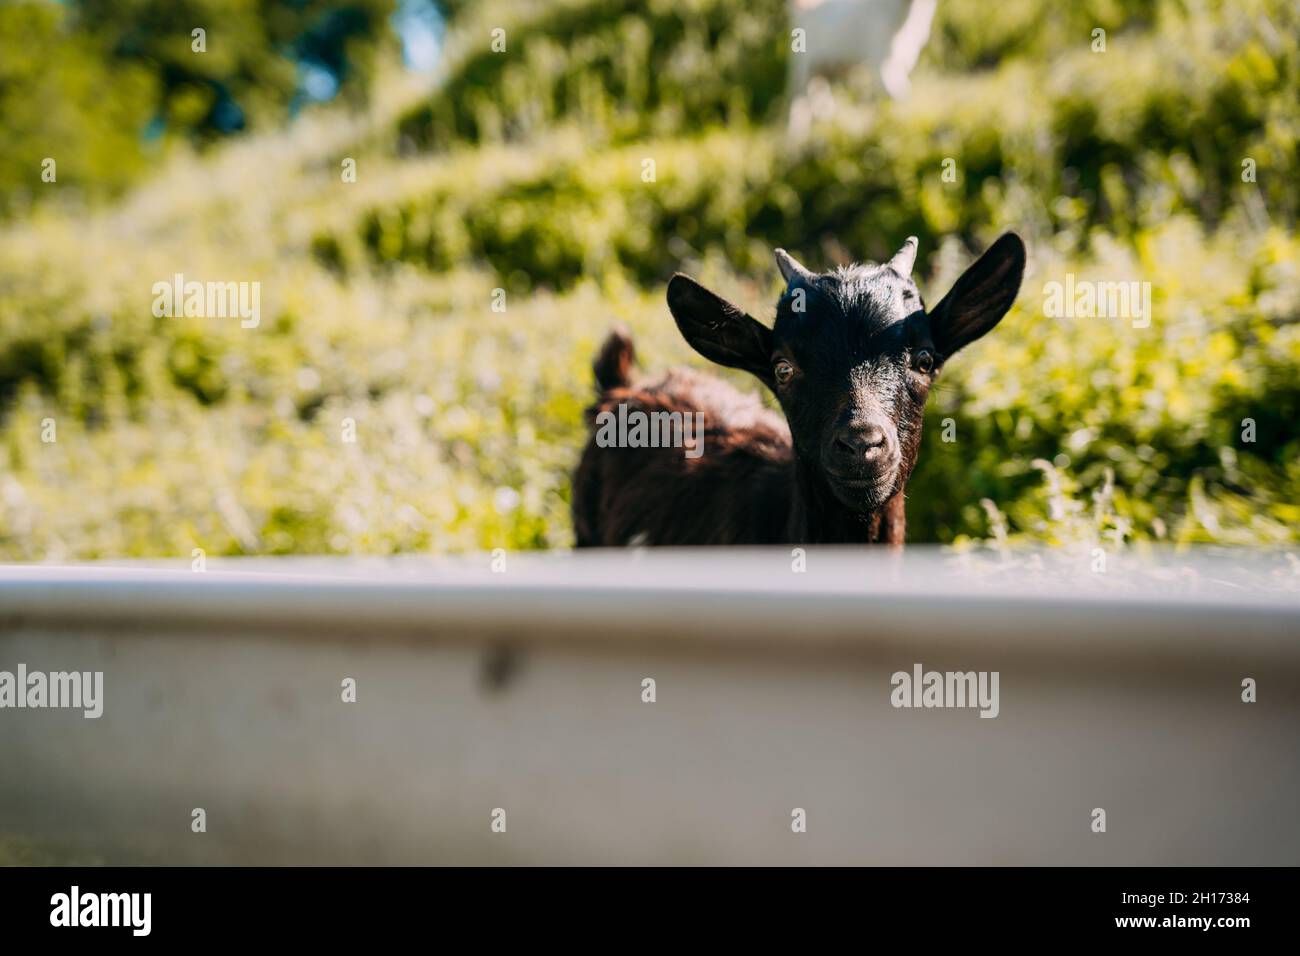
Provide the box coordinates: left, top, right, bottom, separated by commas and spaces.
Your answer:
0, 0, 1297, 560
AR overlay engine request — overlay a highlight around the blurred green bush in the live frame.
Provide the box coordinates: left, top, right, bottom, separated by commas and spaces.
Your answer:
0, 0, 1297, 558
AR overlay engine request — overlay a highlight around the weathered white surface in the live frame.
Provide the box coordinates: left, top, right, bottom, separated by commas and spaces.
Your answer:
1, 547, 1297, 864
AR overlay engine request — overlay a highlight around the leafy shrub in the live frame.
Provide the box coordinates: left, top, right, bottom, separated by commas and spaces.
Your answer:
0, 0, 1296, 558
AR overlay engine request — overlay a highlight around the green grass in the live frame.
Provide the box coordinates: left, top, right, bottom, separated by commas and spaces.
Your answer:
0, 0, 1297, 558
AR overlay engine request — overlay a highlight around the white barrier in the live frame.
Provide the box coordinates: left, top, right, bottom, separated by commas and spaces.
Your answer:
1, 547, 1297, 864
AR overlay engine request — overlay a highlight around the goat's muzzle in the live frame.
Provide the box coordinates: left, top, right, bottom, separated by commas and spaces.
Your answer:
823, 420, 901, 508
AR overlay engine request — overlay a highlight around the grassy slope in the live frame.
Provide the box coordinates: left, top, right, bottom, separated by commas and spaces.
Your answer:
0, 0, 1297, 559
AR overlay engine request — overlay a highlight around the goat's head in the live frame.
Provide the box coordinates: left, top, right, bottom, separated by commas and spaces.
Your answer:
666, 232, 1025, 513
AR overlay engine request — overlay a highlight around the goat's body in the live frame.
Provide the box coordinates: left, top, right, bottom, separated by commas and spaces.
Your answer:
573, 366, 792, 546
572, 332, 906, 546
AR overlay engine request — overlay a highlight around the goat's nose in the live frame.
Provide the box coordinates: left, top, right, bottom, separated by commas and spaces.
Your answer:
833, 424, 889, 460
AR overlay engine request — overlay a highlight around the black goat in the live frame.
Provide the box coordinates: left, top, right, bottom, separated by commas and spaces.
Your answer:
572, 233, 1026, 546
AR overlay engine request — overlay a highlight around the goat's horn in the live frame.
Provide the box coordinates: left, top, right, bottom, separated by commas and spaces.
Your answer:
887, 236, 919, 277
774, 248, 813, 286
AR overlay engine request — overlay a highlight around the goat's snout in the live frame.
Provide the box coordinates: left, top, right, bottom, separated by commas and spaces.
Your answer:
835, 423, 887, 455
827, 420, 897, 473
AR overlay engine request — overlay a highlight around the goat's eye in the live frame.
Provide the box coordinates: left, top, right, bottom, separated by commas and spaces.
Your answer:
773, 359, 795, 385
913, 349, 935, 374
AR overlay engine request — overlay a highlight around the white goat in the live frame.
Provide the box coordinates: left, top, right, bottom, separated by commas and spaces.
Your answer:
788, 0, 937, 130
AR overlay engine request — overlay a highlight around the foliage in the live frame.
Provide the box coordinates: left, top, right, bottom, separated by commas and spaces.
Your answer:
72, 0, 398, 136
0, 0, 396, 214
0, 0, 1297, 558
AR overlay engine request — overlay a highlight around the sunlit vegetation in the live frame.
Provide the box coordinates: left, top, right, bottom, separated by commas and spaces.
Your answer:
1, 0, 1297, 558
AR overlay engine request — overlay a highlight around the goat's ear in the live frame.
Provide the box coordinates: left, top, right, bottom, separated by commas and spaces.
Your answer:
928, 232, 1026, 358
667, 274, 775, 388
